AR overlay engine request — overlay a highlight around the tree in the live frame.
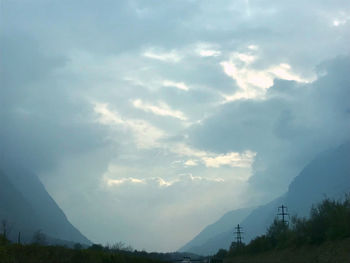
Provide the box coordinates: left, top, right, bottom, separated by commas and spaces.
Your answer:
74, 243, 83, 250
266, 219, 290, 248
215, 249, 228, 259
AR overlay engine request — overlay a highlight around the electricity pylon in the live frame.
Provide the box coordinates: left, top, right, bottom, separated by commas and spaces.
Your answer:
277, 205, 289, 225
234, 224, 243, 245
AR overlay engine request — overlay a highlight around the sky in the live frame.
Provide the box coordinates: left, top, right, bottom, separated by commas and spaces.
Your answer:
1, 0, 350, 252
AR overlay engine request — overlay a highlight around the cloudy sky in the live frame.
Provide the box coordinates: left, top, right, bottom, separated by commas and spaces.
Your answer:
1, 0, 350, 252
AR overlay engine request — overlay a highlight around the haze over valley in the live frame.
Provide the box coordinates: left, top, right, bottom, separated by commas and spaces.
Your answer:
1, 0, 349, 255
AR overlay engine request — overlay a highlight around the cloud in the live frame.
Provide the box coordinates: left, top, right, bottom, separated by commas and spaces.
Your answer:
184, 159, 198, 167
94, 103, 165, 149
170, 144, 256, 169
195, 43, 222, 57
132, 99, 188, 121
103, 173, 224, 188
202, 151, 256, 168
162, 80, 189, 91
94, 103, 255, 169
106, 177, 146, 186
189, 56, 350, 197
143, 48, 182, 62
220, 49, 315, 101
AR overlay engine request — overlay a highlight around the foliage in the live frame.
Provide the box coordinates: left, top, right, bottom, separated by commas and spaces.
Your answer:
214, 248, 228, 259
0, 234, 10, 246
0, 242, 165, 263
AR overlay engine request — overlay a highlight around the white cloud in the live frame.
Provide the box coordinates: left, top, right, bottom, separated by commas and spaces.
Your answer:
197, 49, 221, 57
236, 53, 256, 64
331, 12, 350, 27
171, 143, 256, 169
184, 159, 198, 167
106, 177, 146, 186
178, 173, 225, 183
248, 45, 259, 51
103, 173, 225, 188
202, 151, 256, 168
162, 80, 189, 91
220, 50, 315, 101
143, 49, 182, 62
195, 43, 222, 57
94, 103, 165, 149
172, 143, 208, 158
332, 19, 348, 27
132, 99, 188, 121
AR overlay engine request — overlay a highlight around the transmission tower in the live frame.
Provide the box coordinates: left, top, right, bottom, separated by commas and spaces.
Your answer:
234, 224, 244, 245
277, 205, 289, 225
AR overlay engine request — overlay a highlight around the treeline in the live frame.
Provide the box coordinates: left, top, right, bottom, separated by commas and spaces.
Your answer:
216, 195, 350, 258
0, 238, 166, 263
0, 235, 201, 263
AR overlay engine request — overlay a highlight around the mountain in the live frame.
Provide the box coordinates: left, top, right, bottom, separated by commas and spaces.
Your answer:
0, 165, 91, 246
179, 143, 350, 255
0, 169, 39, 241
179, 208, 253, 255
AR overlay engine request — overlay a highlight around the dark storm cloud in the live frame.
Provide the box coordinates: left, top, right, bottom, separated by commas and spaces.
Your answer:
0, 34, 108, 171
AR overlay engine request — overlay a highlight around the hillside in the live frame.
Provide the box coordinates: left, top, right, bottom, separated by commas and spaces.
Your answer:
179, 143, 350, 255
179, 208, 253, 255
0, 165, 91, 246
223, 238, 350, 263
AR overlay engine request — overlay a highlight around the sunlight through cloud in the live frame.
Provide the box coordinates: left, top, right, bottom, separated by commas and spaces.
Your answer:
143, 49, 182, 62
163, 80, 190, 91
220, 50, 315, 101
132, 99, 188, 121
94, 103, 165, 149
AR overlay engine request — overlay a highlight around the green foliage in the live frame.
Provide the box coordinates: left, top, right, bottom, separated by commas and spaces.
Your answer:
88, 243, 105, 251
245, 235, 271, 254
266, 219, 291, 248
307, 197, 350, 243
226, 194, 350, 257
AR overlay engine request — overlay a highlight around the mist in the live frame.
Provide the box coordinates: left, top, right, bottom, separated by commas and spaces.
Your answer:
1, 0, 349, 252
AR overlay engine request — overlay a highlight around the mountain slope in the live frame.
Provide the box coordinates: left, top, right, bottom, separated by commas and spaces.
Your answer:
179, 207, 253, 255
0, 170, 40, 241
179, 143, 350, 255
0, 165, 91, 245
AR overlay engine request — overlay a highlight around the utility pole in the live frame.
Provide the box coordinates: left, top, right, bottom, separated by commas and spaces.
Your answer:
18, 232, 21, 244
234, 224, 243, 245
277, 205, 289, 225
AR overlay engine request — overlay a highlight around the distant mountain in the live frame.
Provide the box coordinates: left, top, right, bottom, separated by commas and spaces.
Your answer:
179, 143, 350, 255
0, 165, 91, 246
179, 208, 253, 255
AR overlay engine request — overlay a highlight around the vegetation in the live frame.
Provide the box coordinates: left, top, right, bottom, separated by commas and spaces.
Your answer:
220, 195, 350, 258
0, 233, 201, 263
0, 237, 166, 263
